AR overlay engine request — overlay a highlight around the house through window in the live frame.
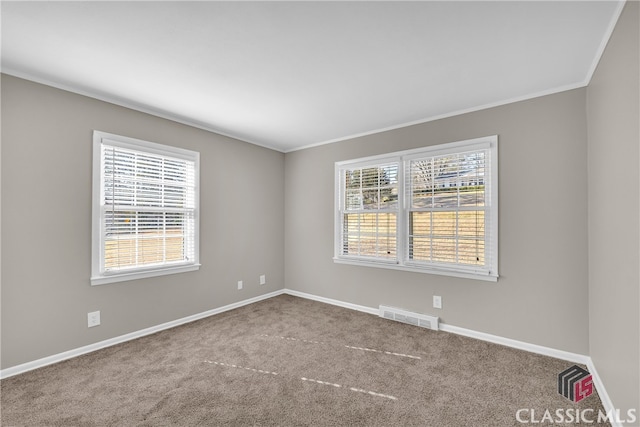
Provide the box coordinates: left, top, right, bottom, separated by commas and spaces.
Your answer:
335, 136, 498, 281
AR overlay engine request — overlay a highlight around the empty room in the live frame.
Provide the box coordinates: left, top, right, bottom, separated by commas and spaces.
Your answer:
1, 1, 638, 426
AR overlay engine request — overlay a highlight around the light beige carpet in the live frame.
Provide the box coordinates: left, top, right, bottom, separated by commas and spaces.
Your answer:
1, 295, 608, 426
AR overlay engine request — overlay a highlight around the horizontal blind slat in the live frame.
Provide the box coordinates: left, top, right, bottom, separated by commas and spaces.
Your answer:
340, 162, 399, 261
101, 140, 197, 273
405, 148, 489, 271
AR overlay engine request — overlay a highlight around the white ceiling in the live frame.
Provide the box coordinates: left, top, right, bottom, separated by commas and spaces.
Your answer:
1, 1, 624, 152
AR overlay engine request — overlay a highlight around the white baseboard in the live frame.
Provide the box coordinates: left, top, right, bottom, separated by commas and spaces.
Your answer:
282, 289, 590, 364
586, 359, 622, 427
283, 289, 617, 421
1, 286, 613, 423
0, 289, 285, 380
283, 289, 379, 315
438, 323, 591, 365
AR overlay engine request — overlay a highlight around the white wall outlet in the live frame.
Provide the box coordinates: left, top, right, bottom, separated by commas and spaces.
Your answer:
259, 274, 266, 285
88, 311, 101, 328
237, 280, 243, 290
433, 295, 442, 309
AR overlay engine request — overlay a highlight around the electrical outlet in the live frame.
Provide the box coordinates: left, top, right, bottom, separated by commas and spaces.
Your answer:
88, 311, 101, 328
237, 280, 243, 290
259, 274, 266, 285
433, 296, 442, 309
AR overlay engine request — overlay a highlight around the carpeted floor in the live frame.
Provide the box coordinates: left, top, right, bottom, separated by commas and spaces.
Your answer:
1, 294, 609, 426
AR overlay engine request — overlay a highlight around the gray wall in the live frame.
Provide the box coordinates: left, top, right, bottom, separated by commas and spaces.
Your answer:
587, 1, 640, 414
285, 88, 590, 355
1, 75, 285, 369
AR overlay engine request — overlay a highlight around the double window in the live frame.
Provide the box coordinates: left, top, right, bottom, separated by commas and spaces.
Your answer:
91, 131, 200, 285
335, 136, 498, 281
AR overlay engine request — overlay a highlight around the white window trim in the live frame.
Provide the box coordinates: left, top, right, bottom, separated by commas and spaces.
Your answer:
334, 135, 498, 282
91, 131, 200, 285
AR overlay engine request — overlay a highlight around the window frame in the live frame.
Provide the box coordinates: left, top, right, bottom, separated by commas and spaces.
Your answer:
336, 157, 401, 264
91, 131, 200, 286
334, 135, 498, 282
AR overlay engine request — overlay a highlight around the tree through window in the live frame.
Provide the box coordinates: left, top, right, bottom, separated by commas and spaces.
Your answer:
335, 136, 498, 281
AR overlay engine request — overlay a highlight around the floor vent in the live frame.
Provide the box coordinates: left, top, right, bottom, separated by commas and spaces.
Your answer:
379, 305, 439, 331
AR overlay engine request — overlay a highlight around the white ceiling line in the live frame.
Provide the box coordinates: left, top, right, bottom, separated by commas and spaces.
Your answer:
2, 1, 624, 153
0, 67, 282, 153
583, 0, 627, 86
0, 67, 591, 156
285, 81, 588, 154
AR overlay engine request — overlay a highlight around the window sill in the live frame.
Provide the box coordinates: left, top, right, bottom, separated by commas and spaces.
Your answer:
91, 263, 201, 286
333, 257, 498, 282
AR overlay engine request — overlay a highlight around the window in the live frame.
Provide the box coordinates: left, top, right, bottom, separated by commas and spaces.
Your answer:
339, 160, 400, 261
91, 131, 200, 285
335, 136, 498, 281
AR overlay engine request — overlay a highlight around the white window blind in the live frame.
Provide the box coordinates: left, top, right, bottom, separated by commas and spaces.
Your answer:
335, 136, 498, 281
406, 147, 494, 275
92, 131, 200, 285
339, 162, 399, 261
